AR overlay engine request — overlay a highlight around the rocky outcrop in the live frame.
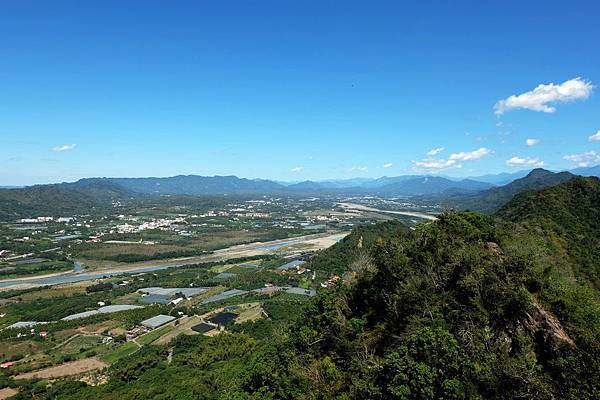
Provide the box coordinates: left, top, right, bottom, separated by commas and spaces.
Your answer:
524, 300, 575, 350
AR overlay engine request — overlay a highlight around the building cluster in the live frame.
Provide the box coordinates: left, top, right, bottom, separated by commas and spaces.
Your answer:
116, 217, 186, 233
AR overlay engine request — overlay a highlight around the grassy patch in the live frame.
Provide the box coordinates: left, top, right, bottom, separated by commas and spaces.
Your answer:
101, 341, 139, 364
138, 325, 174, 345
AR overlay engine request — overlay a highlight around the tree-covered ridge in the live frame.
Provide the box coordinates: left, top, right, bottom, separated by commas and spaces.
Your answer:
306, 219, 408, 275
498, 175, 600, 286
447, 168, 575, 213
0, 181, 130, 220
10, 178, 600, 399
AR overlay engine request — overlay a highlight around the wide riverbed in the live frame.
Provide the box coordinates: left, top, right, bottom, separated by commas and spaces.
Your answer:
338, 202, 438, 221
0, 231, 348, 289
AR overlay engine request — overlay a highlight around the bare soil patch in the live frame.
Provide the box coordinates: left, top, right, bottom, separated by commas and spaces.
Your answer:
0, 387, 18, 399
15, 357, 108, 380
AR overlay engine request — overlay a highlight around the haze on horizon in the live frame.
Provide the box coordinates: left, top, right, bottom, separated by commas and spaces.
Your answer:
1, 1, 600, 186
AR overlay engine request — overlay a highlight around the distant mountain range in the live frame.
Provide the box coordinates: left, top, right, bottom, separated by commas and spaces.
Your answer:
64, 174, 496, 197
284, 176, 494, 195
76, 176, 285, 196
1, 165, 599, 220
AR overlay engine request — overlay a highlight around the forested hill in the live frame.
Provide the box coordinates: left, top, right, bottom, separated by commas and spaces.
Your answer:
497, 175, 600, 286
448, 168, 574, 213
39, 178, 600, 400
0, 181, 130, 221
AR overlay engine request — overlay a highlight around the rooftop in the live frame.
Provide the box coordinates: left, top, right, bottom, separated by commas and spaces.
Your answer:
141, 314, 176, 329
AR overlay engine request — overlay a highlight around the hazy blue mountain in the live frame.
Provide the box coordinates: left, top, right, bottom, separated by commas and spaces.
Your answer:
285, 180, 327, 190
76, 175, 286, 195
466, 169, 532, 185
571, 164, 600, 177
377, 176, 494, 195
360, 175, 425, 188
314, 178, 376, 188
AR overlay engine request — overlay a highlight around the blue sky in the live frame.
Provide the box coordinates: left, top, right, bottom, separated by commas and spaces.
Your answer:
1, 1, 599, 185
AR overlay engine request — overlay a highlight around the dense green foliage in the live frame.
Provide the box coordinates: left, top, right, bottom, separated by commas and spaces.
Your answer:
0, 182, 129, 221
10, 176, 600, 399
307, 219, 408, 275
498, 175, 600, 286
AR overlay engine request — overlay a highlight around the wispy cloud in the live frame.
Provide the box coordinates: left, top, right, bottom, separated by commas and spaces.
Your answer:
494, 77, 593, 115
526, 138, 540, 146
291, 166, 304, 172
52, 144, 77, 152
347, 166, 368, 173
382, 162, 393, 168
505, 156, 544, 168
413, 147, 491, 171
563, 151, 600, 167
414, 159, 460, 170
426, 147, 444, 156
589, 130, 600, 142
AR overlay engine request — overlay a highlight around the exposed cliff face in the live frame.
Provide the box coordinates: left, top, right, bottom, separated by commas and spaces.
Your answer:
524, 300, 575, 350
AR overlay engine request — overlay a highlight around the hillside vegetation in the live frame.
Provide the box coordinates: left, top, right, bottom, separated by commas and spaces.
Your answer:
0, 182, 129, 221
498, 175, 600, 287
11, 177, 597, 399
447, 168, 574, 213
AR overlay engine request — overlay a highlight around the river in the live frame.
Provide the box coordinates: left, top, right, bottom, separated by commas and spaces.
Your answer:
0, 231, 348, 289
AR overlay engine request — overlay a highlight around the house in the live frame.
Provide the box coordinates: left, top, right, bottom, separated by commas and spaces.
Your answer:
0, 362, 13, 369
170, 297, 184, 305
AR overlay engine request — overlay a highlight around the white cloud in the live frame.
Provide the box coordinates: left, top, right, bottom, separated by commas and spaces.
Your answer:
383, 162, 393, 168
494, 77, 593, 115
563, 151, 600, 167
52, 144, 77, 152
589, 130, 600, 142
291, 166, 304, 172
449, 147, 491, 161
414, 159, 460, 170
348, 166, 368, 172
412, 147, 491, 171
426, 147, 445, 156
526, 138, 540, 146
505, 156, 544, 168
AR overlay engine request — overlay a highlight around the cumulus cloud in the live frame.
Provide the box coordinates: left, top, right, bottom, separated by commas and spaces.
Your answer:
526, 138, 540, 146
52, 144, 77, 152
449, 147, 491, 161
383, 162, 393, 168
494, 77, 593, 115
505, 156, 544, 168
426, 147, 445, 156
291, 166, 304, 172
412, 147, 491, 171
563, 151, 600, 167
589, 130, 600, 142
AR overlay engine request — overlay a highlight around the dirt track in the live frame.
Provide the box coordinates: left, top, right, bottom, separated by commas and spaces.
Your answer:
0, 388, 18, 399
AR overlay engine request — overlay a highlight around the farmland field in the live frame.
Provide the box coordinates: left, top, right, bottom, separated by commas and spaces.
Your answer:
15, 357, 108, 380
